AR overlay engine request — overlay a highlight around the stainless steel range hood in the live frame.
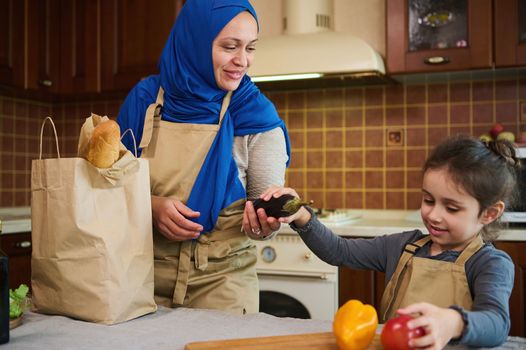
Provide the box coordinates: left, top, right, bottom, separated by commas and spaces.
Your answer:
249, 0, 392, 90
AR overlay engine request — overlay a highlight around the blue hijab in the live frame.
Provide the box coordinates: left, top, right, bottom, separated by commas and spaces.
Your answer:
117, 0, 291, 233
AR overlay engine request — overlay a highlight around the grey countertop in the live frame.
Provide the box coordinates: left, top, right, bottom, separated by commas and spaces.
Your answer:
0, 207, 31, 234
8, 306, 526, 349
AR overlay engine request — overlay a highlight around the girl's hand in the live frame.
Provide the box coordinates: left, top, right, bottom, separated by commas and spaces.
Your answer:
151, 195, 203, 241
397, 303, 465, 350
260, 186, 311, 227
243, 186, 311, 237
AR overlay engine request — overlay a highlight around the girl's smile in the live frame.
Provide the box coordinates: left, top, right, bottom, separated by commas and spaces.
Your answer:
420, 167, 485, 253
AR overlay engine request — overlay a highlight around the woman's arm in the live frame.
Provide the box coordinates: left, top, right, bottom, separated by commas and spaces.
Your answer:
238, 127, 288, 239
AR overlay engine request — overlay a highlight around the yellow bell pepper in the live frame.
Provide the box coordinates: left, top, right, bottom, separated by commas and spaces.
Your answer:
333, 299, 378, 350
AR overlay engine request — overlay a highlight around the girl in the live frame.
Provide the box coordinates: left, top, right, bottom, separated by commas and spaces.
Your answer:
245, 135, 517, 349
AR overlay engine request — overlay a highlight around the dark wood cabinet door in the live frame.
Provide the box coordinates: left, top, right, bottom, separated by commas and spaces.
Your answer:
25, 0, 61, 92
0, 0, 26, 88
100, 0, 185, 92
338, 267, 386, 310
0, 233, 32, 290
339, 267, 375, 307
58, 0, 100, 93
387, 0, 493, 74
494, 0, 526, 67
494, 241, 526, 337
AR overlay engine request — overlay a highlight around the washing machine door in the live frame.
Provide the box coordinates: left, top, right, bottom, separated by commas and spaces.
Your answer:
260, 291, 310, 319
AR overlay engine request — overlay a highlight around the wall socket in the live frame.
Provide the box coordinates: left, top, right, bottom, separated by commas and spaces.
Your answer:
387, 128, 404, 146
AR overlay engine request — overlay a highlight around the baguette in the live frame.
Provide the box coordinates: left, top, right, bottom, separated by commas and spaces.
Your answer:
86, 120, 121, 168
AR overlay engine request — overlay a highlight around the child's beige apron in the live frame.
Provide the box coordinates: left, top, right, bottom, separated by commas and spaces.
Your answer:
380, 235, 484, 322
139, 88, 258, 314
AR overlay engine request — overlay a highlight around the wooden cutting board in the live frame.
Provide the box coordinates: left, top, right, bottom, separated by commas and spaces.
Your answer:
185, 332, 383, 350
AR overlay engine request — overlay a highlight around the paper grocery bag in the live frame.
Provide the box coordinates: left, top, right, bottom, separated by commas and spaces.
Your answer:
31, 117, 157, 324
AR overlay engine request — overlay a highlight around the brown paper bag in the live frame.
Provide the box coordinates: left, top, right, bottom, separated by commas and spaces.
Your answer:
31, 117, 157, 324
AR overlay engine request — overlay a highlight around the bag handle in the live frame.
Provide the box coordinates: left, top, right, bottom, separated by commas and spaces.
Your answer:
121, 128, 138, 158
39, 117, 61, 160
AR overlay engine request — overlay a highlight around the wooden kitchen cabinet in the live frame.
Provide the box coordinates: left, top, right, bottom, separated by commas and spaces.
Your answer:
494, 0, 526, 67
58, 0, 100, 94
100, 0, 185, 92
339, 268, 385, 310
494, 241, 526, 337
0, 0, 25, 88
2, 0, 185, 96
0, 0, 90, 94
25, 0, 61, 93
0, 233, 32, 290
386, 0, 493, 74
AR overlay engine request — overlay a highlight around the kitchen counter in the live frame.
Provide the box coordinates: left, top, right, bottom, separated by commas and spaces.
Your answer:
0, 207, 31, 234
8, 306, 526, 349
2, 207, 526, 241
278, 209, 526, 241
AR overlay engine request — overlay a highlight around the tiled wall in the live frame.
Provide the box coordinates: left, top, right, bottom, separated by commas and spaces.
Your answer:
1, 76, 525, 209
0, 99, 122, 207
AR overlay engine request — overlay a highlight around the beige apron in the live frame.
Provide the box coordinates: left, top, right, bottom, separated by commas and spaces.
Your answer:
380, 235, 484, 322
139, 88, 258, 314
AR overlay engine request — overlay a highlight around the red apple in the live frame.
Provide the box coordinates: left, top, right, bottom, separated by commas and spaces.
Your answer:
489, 123, 505, 139
381, 315, 426, 350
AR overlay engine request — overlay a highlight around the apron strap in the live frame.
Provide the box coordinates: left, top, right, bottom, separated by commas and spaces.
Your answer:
455, 235, 484, 266
381, 235, 431, 321
218, 91, 232, 125
195, 234, 210, 271
171, 235, 212, 305
139, 88, 164, 149
140, 89, 231, 149
172, 240, 193, 305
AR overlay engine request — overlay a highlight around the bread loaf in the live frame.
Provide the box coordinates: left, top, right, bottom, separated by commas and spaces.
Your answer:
86, 120, 121, 168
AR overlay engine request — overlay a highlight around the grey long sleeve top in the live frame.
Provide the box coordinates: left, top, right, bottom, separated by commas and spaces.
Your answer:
290, 209, 514, 348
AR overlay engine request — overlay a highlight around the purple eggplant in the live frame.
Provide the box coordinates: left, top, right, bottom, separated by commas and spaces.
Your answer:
252, 194, 312, 218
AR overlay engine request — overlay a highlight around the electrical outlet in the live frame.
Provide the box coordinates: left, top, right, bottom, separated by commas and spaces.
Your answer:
387, 128, 404, 146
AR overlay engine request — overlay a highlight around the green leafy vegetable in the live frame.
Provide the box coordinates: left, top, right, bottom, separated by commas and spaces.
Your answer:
9, 284, 29, 319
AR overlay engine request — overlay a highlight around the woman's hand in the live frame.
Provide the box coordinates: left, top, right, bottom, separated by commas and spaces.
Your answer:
151, 195, 203, 241
397, 303, 465, 350
243, 186, 312, 239
243, 200, 279, 239
260, 186, 311, 227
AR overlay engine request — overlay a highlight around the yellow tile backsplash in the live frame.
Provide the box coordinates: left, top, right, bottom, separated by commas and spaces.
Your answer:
1, 76, 525, 209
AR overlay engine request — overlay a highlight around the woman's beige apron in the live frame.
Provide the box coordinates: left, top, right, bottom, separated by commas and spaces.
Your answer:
379, 235, 484, 322
139, 88, 258, 314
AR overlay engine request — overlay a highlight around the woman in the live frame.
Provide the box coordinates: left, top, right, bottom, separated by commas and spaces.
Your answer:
117, 0, 290, 315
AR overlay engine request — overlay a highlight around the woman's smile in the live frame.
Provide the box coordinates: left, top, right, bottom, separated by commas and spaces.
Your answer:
223, 69, 245, 81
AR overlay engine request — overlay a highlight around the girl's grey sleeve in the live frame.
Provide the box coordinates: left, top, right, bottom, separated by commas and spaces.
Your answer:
290, 207, 420, 273
453, 250, 514, 347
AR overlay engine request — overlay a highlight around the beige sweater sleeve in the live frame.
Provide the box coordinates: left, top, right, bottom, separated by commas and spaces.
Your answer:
233, 127, 288, 200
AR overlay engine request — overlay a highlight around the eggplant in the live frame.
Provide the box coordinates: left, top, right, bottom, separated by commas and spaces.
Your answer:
252, 194, 312, 218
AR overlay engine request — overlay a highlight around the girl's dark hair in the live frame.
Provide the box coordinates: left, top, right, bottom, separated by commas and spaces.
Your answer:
423, 134, 521, 241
